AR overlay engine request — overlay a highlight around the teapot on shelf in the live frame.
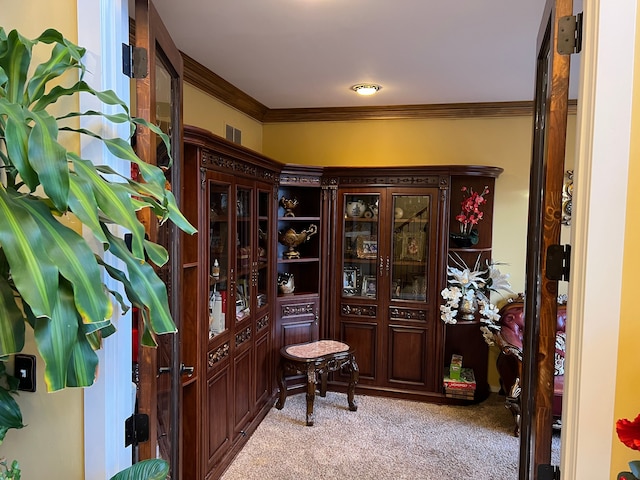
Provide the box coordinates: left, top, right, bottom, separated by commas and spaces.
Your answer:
345, 199, 366, 218
278, 224, 318, 259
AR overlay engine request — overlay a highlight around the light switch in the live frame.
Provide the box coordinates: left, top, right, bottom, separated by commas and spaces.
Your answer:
14, 354, 36, 392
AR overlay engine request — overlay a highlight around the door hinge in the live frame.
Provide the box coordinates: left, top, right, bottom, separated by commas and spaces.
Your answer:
125, 413, 149, 447
538, 464, 561, 480
558, 12, 583, 55
546, 244, 571, 281
122, 43, 148, 79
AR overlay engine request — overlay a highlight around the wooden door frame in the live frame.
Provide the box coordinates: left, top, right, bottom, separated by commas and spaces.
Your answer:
521, 0, 572, 477
134, 0, 185, 474
563, 0, 635, 478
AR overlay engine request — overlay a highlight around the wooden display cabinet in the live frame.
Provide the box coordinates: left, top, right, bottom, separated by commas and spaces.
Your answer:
183, 126, 279, 480
327, 172, 445, 401
273, 166, 329, 392
444, 170, 502, 402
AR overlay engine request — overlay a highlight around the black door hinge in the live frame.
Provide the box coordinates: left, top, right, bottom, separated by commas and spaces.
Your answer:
558, 12, 583, 55
538, 464, 561, 480
546, 244, 571, 281
122, 44, 148, 79
125, 413, 149, 447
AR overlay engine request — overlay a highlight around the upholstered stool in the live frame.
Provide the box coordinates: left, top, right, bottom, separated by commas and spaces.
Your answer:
275, 340, 359, 426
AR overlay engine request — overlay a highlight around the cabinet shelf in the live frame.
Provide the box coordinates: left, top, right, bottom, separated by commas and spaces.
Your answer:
278, 216, 321, 222
277, 290, 318, 298
277, 257, 320, 264
448, 247, 492, 254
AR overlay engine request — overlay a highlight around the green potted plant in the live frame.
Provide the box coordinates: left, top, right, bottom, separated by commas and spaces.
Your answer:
0, 25, 196, 477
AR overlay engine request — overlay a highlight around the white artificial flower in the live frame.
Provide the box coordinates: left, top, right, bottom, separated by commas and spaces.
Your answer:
479, 301, 500, 323
480, 326, 496, 346
486, 265, 514, 294
439, 304, 458, 324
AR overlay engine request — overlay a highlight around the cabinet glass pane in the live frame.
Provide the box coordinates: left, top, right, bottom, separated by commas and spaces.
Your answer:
391, 194, 429, 302
342, 194, 379, 299
209, 183, 229, 339
256, 190, 269, 310
236, 186, 252, 321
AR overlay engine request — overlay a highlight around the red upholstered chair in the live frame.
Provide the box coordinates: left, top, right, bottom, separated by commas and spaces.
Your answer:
494, 295, 566, 436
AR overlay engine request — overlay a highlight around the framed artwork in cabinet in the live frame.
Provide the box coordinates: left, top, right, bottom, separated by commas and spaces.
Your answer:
343, 266, 360, 296
361, 275, 377, 297
398, 231, 426, 262
356, 235, 378, 259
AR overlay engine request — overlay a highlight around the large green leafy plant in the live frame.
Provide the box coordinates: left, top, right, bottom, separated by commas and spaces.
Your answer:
0, 24, 195, 449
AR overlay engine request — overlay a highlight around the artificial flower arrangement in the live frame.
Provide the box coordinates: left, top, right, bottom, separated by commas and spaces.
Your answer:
616, 413, 640, 479
440, 253, 513, 345
455, 185, 490, 235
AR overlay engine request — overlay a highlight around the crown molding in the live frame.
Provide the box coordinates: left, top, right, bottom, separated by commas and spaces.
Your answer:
178, 42, 577, 123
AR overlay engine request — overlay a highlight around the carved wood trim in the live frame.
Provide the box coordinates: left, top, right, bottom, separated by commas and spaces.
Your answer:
235, 326, 252, 347
341, 303, 377, 317
257, 315, 269, 332
200, 150, 277, 182
281, 303, 315, 317
388, 307, 427, 322
208, 342, 230, 368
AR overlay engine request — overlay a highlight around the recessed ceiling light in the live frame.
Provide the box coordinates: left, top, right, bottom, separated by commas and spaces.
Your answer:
351, 83, 381, 96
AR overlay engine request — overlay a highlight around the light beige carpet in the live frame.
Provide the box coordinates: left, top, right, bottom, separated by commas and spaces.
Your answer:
221, 391, 561, 480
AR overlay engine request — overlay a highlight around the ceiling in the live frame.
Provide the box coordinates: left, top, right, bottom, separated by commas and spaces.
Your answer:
148, 0, 581, 110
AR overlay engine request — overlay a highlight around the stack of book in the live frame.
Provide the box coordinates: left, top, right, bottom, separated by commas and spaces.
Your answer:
443, 367, 476, 400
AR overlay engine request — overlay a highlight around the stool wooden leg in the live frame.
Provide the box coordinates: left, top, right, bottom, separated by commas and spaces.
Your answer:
275, 360, 287, 410
305, 365, 316, 426
347, 355, 359, 412
319, 369, 328, 397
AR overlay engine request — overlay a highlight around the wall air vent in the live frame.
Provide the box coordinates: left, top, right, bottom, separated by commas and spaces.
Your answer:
225, 124, 242, 145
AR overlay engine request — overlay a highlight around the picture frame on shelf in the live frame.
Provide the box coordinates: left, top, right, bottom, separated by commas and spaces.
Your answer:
356, 235, 378, 259
399, 231, 426, 262
361, 275, 377, 297
343, 266, 359, 296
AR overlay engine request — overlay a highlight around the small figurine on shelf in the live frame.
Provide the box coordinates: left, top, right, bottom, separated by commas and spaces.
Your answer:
211, 259, 220, 278
280, 196, 299, 217
277, 272, 295, 294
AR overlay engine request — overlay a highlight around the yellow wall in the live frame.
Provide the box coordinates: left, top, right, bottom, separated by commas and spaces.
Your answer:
184, 84, 263, 152
611, 3, 640, 476
1, 3, 84, 479
262, 116, 575, 390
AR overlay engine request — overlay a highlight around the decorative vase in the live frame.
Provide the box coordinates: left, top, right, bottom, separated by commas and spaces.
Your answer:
345, 200, 366, 218
278, 224, 318, 259
450, 229, 479, 248
459, 295, 478, 321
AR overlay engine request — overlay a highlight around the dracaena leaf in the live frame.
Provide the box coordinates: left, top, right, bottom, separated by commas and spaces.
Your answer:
0, 388, 24, 438
109, 459, 169, 480
0, 99, 38, 190
33, 279, 81, 391
0, 276, 25, 356
0, 29, 33, 103
71, 157, 146, 260
27, 109, 69, 211
0, 188, 58, 319
104, 227, 176, 336
20, 195, 112, 324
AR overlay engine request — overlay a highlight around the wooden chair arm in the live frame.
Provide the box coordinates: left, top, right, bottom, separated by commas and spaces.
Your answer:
493, 333, 523, 362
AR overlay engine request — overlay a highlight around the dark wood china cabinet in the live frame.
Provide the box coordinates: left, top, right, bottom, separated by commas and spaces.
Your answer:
183, 126, 278, 480
183, 125, 501, 478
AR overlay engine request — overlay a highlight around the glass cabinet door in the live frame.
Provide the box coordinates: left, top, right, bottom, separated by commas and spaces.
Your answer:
390, 194, 430, 302
208, 182, 230, 338
255, 189, 270, 311
235, 186, 252, 322
342, 194, 380, 300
